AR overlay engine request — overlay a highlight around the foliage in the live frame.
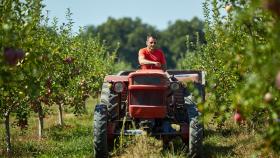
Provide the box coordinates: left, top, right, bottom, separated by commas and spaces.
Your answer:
178, 0, 280, 153
81, 17, 205, 69
0, 0, 115, 154
159, 17, 206, 68
3, 0, 280, 156
80, 17, 156, 68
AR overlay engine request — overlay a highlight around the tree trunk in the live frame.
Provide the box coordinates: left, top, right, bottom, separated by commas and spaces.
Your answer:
58, 103, 63, 126
4, 112, 12, 156
38, 103, 44, 139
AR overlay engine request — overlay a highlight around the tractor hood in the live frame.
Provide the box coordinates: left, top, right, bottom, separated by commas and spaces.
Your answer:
104, 70, 166, 83
128, 69, 167, 78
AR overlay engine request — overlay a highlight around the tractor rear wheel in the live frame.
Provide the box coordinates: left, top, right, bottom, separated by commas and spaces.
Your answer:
100, 82, 119, 120
185, 97, 203, 158
93, 104, 108, 158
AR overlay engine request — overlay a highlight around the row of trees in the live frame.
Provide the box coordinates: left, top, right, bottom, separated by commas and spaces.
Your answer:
0, 0, 115, 155
2, 0, 280, 155
178, 0, 280, 152
81, 16, 206, 68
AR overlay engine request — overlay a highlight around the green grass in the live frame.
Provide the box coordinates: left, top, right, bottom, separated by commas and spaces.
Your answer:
0, 97, 97, 158
1, 98, 279, 157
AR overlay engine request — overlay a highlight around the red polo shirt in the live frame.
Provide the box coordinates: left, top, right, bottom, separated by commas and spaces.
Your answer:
138, 48, 166, 69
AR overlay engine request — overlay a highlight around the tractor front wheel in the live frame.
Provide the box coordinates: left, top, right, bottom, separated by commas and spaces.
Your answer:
93, 104, 108, 158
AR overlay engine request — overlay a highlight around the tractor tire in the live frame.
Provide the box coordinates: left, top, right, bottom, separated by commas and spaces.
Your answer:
185, 97, 203, 158
100, 82, 119, 120
93, 104, 108, 158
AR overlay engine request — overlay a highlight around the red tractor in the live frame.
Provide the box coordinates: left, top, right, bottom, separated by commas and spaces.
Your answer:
93, 67, 205, 158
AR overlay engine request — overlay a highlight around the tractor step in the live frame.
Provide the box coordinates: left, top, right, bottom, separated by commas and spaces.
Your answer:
113, 129, 183, 136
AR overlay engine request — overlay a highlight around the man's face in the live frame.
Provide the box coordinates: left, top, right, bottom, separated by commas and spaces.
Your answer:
146, 37, 157, 51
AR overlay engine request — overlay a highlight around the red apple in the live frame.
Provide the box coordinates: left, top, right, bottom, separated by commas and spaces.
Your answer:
275, 71, 280, 90
64, 57, 74, 64
4, 47, 25, 66
4, 47, 17, 65
234, 112, 243, 122
263, 0, 280, 16
16, 49, 25, 60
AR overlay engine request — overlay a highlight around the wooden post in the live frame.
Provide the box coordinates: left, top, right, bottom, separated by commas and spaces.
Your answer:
4, 111, 12, 156
58, 103, 63, 126
38, 103, 44, 139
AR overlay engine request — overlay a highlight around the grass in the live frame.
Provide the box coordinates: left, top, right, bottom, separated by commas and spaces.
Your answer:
0, 97, 97, 158
203, 123, 262, 157
111, 135, 189, 158
109, 116, 279, 157
1, 98, 279, 157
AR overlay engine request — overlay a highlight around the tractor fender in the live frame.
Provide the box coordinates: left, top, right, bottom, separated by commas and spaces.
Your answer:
104, 75, 128, 82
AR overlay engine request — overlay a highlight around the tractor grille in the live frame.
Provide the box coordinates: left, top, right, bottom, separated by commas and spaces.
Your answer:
130, 90, 164, 105
133, 76, 163, 85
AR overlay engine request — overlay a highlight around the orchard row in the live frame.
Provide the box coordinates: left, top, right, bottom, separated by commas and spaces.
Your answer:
178, 0, 280, 152
0, 0, 115, 154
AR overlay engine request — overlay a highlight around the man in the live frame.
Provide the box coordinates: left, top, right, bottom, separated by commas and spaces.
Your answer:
138, 35, 167, 71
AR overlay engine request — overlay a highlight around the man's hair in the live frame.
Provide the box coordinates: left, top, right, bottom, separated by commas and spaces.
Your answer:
146, 34, 157, 41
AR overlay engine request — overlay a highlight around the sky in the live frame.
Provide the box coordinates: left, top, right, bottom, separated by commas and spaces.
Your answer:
42, 0, 205, 32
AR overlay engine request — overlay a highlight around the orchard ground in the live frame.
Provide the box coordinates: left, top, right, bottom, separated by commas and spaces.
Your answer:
0, 97, 278, 157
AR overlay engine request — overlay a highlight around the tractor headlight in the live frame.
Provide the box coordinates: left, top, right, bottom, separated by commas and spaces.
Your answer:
170, 82, 180, 91
113, 82, 124, 93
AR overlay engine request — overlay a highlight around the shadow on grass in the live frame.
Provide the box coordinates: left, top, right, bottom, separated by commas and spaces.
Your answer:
204, 127, 241, 138
47, 124, 92, 141
202, 128, 238, 157
203, 143, 236, 157
160, 135, 236, 157
0, 140, 46, 158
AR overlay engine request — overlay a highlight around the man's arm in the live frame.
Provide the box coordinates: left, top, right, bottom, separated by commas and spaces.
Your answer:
139, 55, 165, 70
138, 55, 161, 66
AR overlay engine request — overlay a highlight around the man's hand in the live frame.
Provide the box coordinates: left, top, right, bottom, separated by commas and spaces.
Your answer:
154, 62, 161, 67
